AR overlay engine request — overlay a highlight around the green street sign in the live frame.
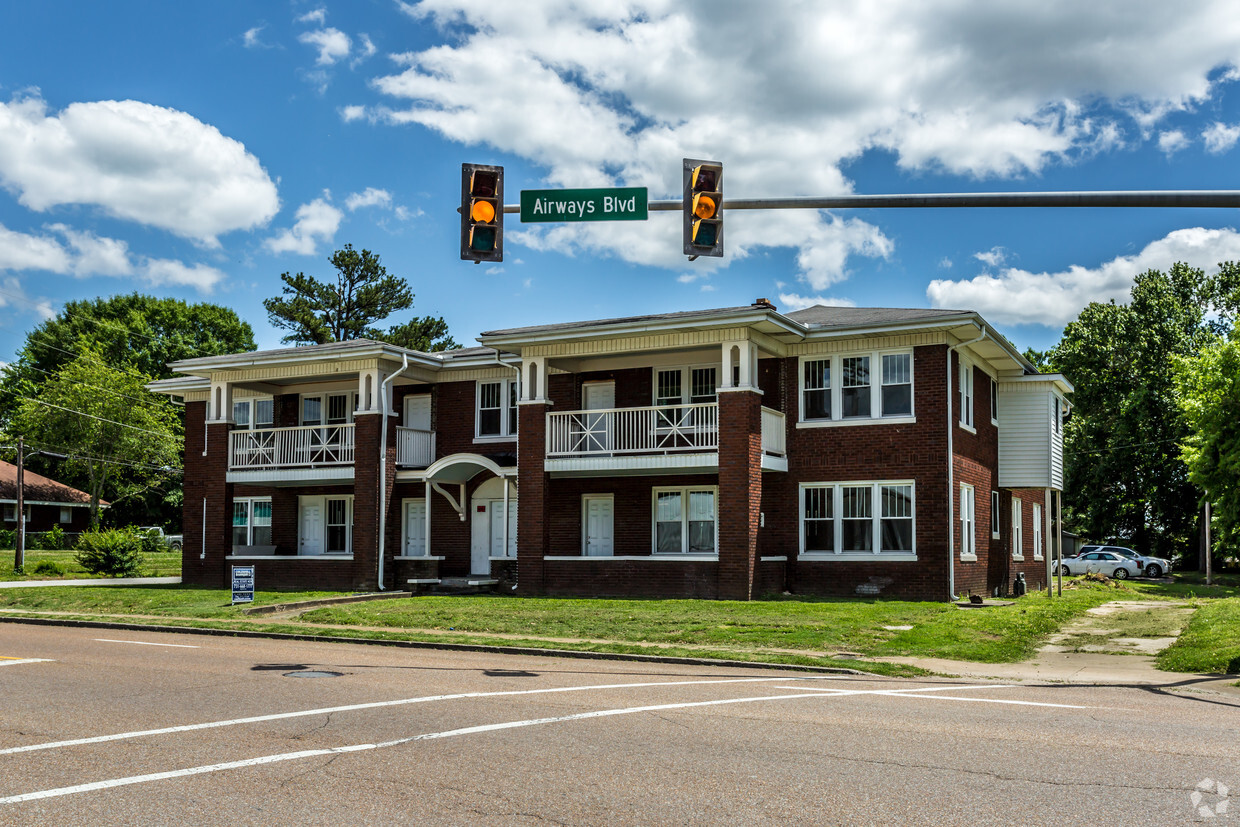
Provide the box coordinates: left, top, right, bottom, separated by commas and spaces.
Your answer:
520, 187, 648, 222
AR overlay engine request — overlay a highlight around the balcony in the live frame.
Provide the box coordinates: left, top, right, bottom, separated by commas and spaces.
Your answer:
545, 403, 785, 475
227, 424, 355, 484
396, 427, 436, 467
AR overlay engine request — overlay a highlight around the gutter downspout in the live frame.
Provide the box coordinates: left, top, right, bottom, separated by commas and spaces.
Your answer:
947, 328, 987, 602
377, 353, 410, 590
492, 349, 522, 564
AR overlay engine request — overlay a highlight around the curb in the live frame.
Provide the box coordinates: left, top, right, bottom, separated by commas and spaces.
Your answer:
0, 614, 869, 676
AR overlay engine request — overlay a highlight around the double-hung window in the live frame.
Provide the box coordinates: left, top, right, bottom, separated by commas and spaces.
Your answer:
232, 497, 272, 548
653, 487, 717, 554
1011, 498, 1023, 560
991, 490, 1001, 538
476, 379, 518, 439
799, 350, 914, 424
990, 378, 999, 424
960, 484, 976, 559
800, 482, 916, 557
655, 366, 717, 431
959, 358, 975, 429
1032, 503, 1044, 559
326, 497, 352, 554
232, 398, 274, 429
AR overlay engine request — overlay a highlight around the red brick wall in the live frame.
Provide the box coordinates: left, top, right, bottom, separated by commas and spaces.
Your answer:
717, 390, 762, 599
953, 354, 1001, 599
542, 559, 720, 599
517, 401, 550, 594
434, 379, 516, 458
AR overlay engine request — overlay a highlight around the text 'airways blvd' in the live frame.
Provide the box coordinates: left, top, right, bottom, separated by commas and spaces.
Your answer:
520, 187, 649, 222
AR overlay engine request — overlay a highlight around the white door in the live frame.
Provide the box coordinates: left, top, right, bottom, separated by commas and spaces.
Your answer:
299, 499, 324, 556
583, 495, 614, 557
404, 395, 431, 430
582, 382, 615, 452
404, 500, 427, 556
488, 500, 518, 557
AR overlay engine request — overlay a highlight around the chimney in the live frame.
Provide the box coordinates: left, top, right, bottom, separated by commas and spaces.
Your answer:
753, 297, 776, 310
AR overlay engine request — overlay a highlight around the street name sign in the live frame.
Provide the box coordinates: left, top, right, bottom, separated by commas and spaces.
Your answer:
520, 187, 648, 222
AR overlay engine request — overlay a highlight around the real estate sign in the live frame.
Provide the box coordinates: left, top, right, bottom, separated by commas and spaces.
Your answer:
231, 565, 255, 604
520, 187, 648, 222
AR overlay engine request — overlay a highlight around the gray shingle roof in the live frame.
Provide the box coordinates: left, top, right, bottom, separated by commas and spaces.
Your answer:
479, 306, 761, 338
784, 306, 973, 329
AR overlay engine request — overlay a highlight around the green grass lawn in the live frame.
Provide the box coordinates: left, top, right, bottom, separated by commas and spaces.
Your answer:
0, 572, 1233, 674
0, 548, 181, 579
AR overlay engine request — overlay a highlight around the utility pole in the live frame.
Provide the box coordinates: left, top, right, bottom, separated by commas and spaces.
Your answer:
15, 436, 24, 573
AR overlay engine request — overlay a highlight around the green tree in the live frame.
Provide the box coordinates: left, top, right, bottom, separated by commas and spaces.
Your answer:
1049, 263, 1218, 561
1174, 322, 1240, 552
8, 349, 181, 527
264, 245, 458, 350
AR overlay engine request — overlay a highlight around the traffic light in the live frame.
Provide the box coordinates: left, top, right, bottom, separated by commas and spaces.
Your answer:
682, 158, 723, 259
460, 163, 504, 263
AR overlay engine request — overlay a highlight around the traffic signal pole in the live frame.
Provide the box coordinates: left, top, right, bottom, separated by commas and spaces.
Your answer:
502, 189, 1240, 213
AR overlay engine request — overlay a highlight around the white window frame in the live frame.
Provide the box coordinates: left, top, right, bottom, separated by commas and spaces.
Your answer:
990, 378, 999, 425
652, 365, 718, 406
651, 486, 718, 556
1032, 503, 1044, 560
796, 349, 916, 428
798, 481, 917, 560
1011, 497, 1023, 560
959, 356, 975, 431
475, 378, 518, 440
300, 392, 356, 426
324, 495, 354, 555
59, 506, 72, 524
232, 397, 274, 430
2, 503, 15, 522
232, 496, 272, 548
991, 490, 1001, 539
960, 483, 976, 560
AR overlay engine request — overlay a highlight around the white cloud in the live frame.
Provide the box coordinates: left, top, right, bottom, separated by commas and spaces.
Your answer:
297, 8, 327, 25
926, 226, 1240, 326
1158, 129, 1191, 155
778, 294, 857, 312
242, 26, 269, 49
372, 1, 1240, 290
0, 96, 278, 247
340, 105, 368, 122
974, 247, 1008, 268
140, 259, 226, 291
354, 34, 376, 64
345, 187, 392, 211
300, 28, 351, 66
1203, 121, 1240, 154
265, 196, 343, 255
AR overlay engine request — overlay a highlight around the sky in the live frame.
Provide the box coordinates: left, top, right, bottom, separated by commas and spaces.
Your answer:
2, 0, 1240, 366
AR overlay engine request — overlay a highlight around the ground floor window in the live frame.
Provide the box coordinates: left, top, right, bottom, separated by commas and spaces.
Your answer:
1032, 502, 1043, 560
960, 484, 976, 559
1011, 497, 1023, 560
653, 487, 717, 554
60, 506, 73, 524
298, 495, 353, 556
232, 498, 272, 547
326, 497, 351, 554
800, 481, 916, 556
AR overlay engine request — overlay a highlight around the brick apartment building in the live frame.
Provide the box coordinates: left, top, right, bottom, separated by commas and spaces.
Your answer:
150, 301, 1071, 601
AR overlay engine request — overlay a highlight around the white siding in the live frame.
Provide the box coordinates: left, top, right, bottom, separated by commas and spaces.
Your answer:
997, 385, 1053, 489
1050, 394, 1064, 490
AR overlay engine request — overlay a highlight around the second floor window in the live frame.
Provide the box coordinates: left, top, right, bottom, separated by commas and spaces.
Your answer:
477, 379, 518, 438
959, 359, 975, 429
232, 398, 273, 429
799, 350, 914, 424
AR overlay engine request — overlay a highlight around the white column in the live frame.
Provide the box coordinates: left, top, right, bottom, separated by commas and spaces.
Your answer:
521, 357, 546, 402
209, 378, 234, 422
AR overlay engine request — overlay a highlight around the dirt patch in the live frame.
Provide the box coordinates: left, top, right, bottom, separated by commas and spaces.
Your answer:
1042, 601, 1194, 656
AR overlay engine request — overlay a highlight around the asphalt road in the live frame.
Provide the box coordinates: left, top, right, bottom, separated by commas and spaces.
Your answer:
0, 623, 1235, 826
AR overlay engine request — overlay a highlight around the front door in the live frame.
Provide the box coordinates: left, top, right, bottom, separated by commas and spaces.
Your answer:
582, 381, 615, 452
404, 499, 427, 556
583, 495, 614, 556
489, 501, 518, 557
299, 500, 324, 556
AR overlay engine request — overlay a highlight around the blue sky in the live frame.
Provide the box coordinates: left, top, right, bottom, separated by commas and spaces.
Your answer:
2, 1, 1240, 366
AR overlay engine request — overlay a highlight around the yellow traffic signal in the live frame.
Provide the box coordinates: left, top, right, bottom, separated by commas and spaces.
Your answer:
461, 163, 504, 263
683, 159, 723, 258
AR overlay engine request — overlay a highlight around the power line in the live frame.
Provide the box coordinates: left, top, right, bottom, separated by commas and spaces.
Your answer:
14, 397, 178, 440
1076, 437, 1183, 456
0, 442, 181, 475
3, 363, 172, 411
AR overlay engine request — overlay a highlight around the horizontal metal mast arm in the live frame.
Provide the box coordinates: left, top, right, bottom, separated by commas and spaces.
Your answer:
503, 190, 1240, 213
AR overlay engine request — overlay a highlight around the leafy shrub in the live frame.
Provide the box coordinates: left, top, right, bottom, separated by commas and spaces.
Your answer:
75, 529, 142, 577
135, 527, 165, 556
31, 560, 65, 576
37, 525, 67, 551
0, 529, 13, 549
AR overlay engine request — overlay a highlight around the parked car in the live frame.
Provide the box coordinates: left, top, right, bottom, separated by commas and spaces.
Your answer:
1054, 550, 1137, 579
1078, 544, 1172, 578
138, 526, 183, 551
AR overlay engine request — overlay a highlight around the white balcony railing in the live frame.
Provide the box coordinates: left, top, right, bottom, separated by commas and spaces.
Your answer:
229, 424, 355, 470
547, 403, 718, 457
761, 407, 786, 457
396, 427, 436, 467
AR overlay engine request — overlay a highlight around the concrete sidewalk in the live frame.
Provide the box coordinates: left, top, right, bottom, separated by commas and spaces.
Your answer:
0, 577, 181, 588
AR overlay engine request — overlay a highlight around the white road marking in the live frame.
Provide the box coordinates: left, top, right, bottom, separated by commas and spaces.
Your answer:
0, 689, 843, 805
772, 684, 1096, 710
0, 658, 52, 667
0, 675, 844, 757
94, 639, 199, 649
